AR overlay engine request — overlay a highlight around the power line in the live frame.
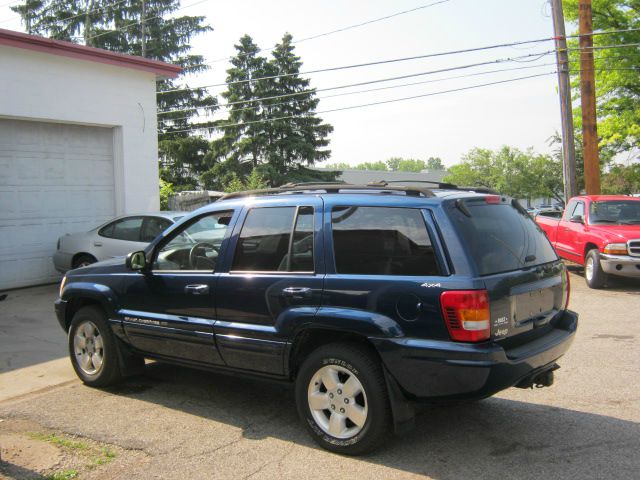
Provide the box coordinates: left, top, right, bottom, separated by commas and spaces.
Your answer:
157, 39, 640, 96
158, 41, 560, 95
0, 0, 129, 26
81, 0, 210, 42
159, 71, 557, 135
201, 0, 451, 66
159, 62, 637, 126
159, 62, 559, 125
157, 49, 558, 116
0, 0, 127, 25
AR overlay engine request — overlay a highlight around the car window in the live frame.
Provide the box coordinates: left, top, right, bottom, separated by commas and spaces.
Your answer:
449, 202, 558, 276
232, 206, 314, 272
141, 217, 173, 243
99, 217, 144, 241
589, 200, 640, 224
562, 201, 578, 222
290, 207, 314, 272
153, 211, 233, 271
331, 206, 439, 276
573, 202, 585, 219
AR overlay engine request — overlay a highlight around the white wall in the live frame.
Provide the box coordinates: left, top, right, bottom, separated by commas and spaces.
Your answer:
0, 45, 160, 213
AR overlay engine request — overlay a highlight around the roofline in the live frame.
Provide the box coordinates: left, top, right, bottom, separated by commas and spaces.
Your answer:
0, 28, 181, 79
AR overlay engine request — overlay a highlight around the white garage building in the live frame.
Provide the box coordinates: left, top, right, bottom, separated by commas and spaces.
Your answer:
0, 28, 180, 290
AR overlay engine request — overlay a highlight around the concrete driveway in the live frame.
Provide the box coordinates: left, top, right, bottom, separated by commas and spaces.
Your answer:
0, 284, 75, 401
1, 273, 639, 479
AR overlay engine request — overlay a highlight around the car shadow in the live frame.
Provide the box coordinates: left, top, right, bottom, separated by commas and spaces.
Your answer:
103, 362, 640, 479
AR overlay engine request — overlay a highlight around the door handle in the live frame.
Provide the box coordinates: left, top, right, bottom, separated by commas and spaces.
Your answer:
93, 241, 103, 247
185, 284, 209, 295
282, 287, 312, 298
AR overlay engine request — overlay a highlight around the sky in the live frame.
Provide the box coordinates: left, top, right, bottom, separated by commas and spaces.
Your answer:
0, 0, 574, 167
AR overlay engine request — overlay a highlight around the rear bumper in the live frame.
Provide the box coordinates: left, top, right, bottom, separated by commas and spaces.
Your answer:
371, 309, 578, 400
599, 254, 640, 278
53, 251, 73, 273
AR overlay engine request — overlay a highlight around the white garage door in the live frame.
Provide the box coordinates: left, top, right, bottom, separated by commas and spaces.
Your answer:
0, 119, 115, 290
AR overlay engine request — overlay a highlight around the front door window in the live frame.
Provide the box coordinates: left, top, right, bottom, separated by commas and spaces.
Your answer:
154, 211, 233, 271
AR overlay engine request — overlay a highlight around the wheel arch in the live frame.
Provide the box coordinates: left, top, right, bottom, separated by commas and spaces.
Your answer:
288, 327, 382, 378
72, 252, 98, 268
61, 284, 118, 331
583, 242, 599, 262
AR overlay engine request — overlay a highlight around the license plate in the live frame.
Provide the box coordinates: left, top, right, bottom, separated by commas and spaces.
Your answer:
514, 288, 555, 323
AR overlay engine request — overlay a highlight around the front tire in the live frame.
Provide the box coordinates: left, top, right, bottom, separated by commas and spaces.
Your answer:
68, 306, 122, 387
585, 249, 607, 289
295, 343, 391, 455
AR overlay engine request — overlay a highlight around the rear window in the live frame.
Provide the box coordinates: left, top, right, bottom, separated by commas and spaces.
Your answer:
449, 201, 558, 276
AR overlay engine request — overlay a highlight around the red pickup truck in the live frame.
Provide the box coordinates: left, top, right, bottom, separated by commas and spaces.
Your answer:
536, 195, 640, 288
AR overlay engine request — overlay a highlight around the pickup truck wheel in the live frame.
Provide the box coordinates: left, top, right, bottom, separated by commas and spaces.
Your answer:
68, 306, 122, 387
295, 343, 391, 455
585, 249, 607, 289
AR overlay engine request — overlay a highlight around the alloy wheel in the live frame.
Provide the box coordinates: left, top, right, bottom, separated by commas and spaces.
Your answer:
585, 257, 594, 281
307, 364, 368, 439
73, 321, 104, 375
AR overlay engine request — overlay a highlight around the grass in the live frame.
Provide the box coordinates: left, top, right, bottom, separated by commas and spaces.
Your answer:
29, 433, 89, 451
29, 431, 118, 475
41, 470, 79, 480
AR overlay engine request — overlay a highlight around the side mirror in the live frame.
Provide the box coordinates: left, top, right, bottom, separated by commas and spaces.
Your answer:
570, 215, 584, 224
126, 251, 147, 271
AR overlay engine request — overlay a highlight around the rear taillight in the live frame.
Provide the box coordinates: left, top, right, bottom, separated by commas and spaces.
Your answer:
440, 290, 491, 342
485, 195, 501, 204
561, 268, 570, 310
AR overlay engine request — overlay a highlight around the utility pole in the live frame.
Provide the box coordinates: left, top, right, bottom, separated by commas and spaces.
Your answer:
579, 0, 601, 194
141, 0, 147, 57
550, 0, 578, 201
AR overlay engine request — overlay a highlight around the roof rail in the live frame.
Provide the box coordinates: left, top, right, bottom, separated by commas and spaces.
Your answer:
371, 179, 459, 189
376, 179, 498, 194
218, 182, 437, 201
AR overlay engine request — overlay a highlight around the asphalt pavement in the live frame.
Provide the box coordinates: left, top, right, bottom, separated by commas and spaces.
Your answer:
0, 272, 638, 479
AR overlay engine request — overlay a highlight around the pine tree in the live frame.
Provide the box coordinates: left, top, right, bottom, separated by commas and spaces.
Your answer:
207, 33, 335, 187
11, 0, 217, 189
264, 33, 333, 177
211, 35, 271, 174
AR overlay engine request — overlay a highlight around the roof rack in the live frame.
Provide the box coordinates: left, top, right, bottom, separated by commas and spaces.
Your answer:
218, 181, 437, 201
378, 180, 499, 194
218, 180, 499, 201
372, 179, 459, 189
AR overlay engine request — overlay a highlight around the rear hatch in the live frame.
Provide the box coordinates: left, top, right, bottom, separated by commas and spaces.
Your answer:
446, 195, 569, 348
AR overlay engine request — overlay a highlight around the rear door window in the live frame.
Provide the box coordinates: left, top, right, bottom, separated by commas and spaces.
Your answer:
99, 217, 144, 241
232, 206, 315, 272
141, 217, 173, 242
448, 201, 558, 276
331, 206, 439, 275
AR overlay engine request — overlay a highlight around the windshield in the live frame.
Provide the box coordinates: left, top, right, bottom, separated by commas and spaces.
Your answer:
448, 201, 559, 276
589, 200, 640, 225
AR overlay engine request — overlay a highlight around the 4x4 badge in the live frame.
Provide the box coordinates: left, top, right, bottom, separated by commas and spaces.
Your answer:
420, 282, 441, 288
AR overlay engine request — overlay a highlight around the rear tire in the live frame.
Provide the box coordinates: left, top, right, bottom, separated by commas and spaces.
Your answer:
584, 249, 606, 289
295, 343, 392, 455
73, 254, 97, 269
68, 306, 122, 387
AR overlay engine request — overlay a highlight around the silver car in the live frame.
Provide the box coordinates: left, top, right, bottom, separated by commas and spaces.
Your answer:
53, 212, 184, 272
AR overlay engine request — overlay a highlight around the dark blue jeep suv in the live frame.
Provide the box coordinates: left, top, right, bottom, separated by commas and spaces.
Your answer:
55, 183, 578, 455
